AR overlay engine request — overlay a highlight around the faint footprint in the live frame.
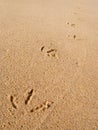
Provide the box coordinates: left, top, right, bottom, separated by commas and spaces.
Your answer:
40, 45, 58, 58
47, 49, 57, 57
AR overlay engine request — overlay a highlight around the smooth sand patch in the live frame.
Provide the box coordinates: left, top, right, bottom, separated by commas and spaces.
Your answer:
0, 0, 98, 129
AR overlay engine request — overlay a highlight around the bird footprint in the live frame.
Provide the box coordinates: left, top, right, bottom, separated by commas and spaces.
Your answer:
9, 89, 54, 114
40, 46, 57, 58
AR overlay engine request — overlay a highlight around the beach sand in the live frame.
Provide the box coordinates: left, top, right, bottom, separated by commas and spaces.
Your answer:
0, 0, 98, 129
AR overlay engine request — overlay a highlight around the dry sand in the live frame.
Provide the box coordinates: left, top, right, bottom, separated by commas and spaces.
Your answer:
0, 0, 98, 130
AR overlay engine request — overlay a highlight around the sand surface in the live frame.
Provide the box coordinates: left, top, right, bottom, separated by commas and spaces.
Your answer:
0, 0, 98, 130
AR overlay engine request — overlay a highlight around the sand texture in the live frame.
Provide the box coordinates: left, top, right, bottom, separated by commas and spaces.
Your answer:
0, 0, 98, 130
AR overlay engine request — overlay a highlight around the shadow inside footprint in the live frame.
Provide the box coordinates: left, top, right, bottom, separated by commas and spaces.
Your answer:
25, 89, 34, 105
10, 95, 17, 109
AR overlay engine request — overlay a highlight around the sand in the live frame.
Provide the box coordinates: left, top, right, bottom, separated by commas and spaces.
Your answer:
0, 0, 98, 130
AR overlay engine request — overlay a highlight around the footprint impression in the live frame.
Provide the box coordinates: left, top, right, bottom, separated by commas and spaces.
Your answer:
10, 95, 17, 109
30, 100, 54, 113
9, 89, 54, 113
66, 22, 77, 39
40, 46, 58, 58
